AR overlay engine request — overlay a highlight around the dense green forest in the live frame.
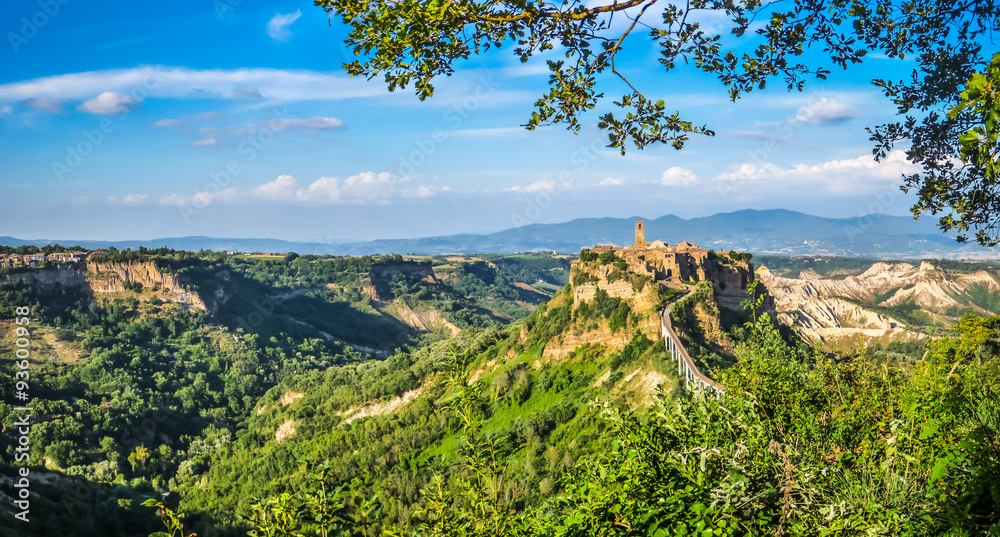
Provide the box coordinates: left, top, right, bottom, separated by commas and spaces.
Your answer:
0, 251, 998, 536
175, 296, 999, 536
0, 251, 569, 536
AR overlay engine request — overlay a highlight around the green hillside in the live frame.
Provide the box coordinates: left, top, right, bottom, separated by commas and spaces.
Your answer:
0, 250, 569, 536
1, 251, 998, 536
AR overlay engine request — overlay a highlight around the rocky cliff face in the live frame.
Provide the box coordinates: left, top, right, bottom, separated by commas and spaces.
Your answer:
570, 262, 661, 315
670, 299, 733, 356
541, 323, 647, 360
543, 262, 667, 360
571, 263, 637, 304
757, 261, 1000, 344
706, 261, 755, 311
4, 266, 85, 287
384, 301, 461, 336
772, 297, 910, 344
760, 262, 995, 308
87, 261, 207, 310
4, 261, 207, 311
85, 261, 181, 292
367, 261, 437, 302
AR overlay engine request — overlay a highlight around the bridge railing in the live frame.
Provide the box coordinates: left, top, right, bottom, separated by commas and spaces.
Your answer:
661, 304, 725, 396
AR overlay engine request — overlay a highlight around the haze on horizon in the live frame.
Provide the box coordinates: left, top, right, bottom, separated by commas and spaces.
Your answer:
1, 1, 930, 243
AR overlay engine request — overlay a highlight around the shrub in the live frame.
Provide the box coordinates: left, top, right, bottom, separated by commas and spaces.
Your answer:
598, 251, 618, 265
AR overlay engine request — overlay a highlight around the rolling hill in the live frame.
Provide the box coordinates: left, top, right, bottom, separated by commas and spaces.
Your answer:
2, 209, 997, 258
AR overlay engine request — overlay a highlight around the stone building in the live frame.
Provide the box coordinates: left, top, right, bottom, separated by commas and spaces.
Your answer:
577, 221, 756, 311
588, 221, 753, 287
609, 220, 712, 282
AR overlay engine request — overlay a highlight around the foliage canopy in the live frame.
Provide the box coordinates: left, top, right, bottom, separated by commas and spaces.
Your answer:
317, 0, 1000, 244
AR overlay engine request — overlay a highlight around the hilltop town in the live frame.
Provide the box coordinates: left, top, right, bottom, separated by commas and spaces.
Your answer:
576, 220, 755, 310
0, 250, 97, 268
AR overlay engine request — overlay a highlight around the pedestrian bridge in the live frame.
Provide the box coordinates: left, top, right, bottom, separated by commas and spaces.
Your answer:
661, 300, 725, 396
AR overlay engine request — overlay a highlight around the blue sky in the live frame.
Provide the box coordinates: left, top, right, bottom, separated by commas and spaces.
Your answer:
0, 1, 928, 242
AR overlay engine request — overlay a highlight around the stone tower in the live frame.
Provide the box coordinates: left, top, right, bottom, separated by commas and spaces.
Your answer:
635, 220, 646, 248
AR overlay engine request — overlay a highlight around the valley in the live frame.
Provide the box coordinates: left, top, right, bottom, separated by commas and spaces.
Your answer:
0, 243, 997, 536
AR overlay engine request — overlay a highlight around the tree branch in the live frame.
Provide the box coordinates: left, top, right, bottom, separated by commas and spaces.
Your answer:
461, 0, 654, 23
609, 0, 659, 97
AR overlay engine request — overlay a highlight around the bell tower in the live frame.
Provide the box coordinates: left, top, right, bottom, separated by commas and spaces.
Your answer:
635, 220, 646, 248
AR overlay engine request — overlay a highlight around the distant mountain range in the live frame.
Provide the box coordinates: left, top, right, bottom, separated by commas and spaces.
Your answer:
3, 209, 999, 259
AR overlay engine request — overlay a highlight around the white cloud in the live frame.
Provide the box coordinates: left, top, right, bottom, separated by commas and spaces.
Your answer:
252, 174, 300, 200
711, 150, 918, 195
505, 179, 569, 193
410, 185, 437, 198
199, 125, 255, 139
158, 194, 190, 207
295, 172, 438, 204
660, 167, 700, 186
21, 97, 64, 114
234, 87, 263, 99
310, 171, 398, 203
794, 98, 858, 126
158, 187, 241, 207
524, 179, 560, 193
186, 117, 345, 146
78, 91, 140, 115
600, 177, 625, 186
190, 111, 227, 120
108, 194, 149, 205
154, 112, 230, 129
0, 66, 387, 105
199, 187, 240, 206
303, 172, 441, 203
0, 66, 536, 114
156, 172, 438, 208
267, 11, 301, 42
297, 176, 341, 203
191, 125, 253, 146
278, 117, 345, 131
713, 161, 784, 185
0, 105, 11, 116
725, 130, 774, 141
153, 118, 182, 128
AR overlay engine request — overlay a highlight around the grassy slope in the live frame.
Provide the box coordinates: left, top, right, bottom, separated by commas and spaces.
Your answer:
0, 252, 576, 536
179, 284, 679, 535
